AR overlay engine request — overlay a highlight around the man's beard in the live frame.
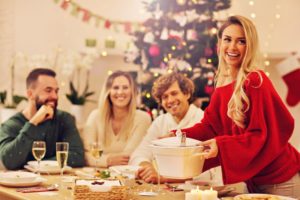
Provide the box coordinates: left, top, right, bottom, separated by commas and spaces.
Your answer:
35, 97, 58, 114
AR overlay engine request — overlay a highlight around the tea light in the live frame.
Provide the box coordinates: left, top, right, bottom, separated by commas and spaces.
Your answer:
201, 187, 218, 200
185, 186, 202, 200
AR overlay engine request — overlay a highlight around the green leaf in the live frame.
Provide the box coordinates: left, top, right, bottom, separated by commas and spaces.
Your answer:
66, 80, 95, 105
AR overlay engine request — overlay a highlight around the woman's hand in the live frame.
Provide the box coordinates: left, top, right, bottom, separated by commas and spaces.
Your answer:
201, 139, 218, 159
107, 154, 129, 166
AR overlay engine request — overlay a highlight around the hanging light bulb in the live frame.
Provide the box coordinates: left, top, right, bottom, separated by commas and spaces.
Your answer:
146, 93, 151, 98
176, 0, 186, 5
107, 70, 113, 75
264, 60, 270, 66
101, 51, 108, 57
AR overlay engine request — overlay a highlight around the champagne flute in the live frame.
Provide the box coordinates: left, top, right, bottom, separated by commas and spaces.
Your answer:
56, 142, 69, 176
32, 141, 46, 175
89, 142, 103, 172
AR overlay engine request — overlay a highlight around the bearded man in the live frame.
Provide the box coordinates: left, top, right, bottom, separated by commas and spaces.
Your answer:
0, 68, 85, 170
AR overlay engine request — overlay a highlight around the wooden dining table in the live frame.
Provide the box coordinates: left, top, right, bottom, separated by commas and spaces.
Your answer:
0, 168, 243, 200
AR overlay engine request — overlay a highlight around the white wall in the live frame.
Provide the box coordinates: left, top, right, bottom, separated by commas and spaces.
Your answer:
0, 0, 299, 148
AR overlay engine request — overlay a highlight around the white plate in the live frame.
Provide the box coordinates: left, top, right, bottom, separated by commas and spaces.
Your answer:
0, 171, 38, 183
234, 194, 297, 200
138, 191, 158, 196
109, 165, 140, 174
151, 137, 201, 147
26, 160, 72, 174
0, 177, 46, 187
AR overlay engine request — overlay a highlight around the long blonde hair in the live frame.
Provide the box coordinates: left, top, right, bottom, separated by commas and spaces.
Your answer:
97, 71, 137, 146
215, 15, 263, 128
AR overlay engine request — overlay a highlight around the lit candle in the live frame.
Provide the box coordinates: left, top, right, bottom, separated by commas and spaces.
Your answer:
185, 186, 202, 200
201, 187, 218, 200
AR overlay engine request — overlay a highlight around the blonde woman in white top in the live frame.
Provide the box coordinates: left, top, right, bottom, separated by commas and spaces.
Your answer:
83, 71, 151, 167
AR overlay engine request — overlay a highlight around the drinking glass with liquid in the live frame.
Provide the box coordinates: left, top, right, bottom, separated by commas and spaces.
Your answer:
32, 141, 46, 175
89, 142, 103, 171
56, 142, 69, 176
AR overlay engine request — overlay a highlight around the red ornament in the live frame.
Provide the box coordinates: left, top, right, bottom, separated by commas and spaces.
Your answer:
204, 47, 213, 57
124, 22, 132, 33
149, 44, 160, 57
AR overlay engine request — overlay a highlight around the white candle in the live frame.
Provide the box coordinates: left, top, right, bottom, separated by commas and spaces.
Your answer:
201, 187, 218, 200
185, 186, 202, 200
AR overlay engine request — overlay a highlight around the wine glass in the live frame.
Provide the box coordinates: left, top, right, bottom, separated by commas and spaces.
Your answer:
89, 142, 103, 172
153, 156, 162, 194
32, 141, 46, 175
56, 142, 69, 176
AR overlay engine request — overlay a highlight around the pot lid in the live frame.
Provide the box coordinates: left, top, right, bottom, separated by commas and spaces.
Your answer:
151, 137, 201, 147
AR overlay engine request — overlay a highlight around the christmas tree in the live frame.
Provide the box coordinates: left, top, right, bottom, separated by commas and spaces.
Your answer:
125, 0, 231, 111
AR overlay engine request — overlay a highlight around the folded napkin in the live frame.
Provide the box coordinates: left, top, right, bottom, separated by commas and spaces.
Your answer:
16, 186, 58, 193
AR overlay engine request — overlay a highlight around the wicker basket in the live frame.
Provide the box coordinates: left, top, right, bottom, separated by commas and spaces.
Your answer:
74, 185, 128, 200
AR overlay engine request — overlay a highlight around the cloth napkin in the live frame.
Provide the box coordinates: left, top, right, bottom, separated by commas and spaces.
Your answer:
16, 186, 58, 193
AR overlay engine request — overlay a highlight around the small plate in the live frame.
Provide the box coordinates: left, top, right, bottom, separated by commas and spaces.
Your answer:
234, 194, 297, 200
138, 191, 158, 196
0, 171, 38, 183
0, 177, 46, 187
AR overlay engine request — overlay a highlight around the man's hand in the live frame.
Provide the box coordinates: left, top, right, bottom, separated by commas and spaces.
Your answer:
157, 131, 176, 139
107, 154, 129, 167
29, 105, 54, 126
201, 139, 218, 159
136, 162, 162, 183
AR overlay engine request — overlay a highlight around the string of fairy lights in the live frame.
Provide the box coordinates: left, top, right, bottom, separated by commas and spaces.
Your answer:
246, 0, 282, 75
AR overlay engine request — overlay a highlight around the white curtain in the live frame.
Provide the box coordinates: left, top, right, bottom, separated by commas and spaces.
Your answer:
0, 0, 15, 104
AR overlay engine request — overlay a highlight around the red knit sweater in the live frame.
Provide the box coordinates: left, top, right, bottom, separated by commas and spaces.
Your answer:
183, 71, 300, 188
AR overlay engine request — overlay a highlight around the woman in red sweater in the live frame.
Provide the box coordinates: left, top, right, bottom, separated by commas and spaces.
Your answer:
182, 15, 300, 197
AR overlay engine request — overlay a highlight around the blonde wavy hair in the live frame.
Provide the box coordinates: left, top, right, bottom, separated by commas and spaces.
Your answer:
97, 71, 137, 146
215, 15, 263, 128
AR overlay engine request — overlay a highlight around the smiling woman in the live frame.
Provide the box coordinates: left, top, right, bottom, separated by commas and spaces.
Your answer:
82, 70, 151, 168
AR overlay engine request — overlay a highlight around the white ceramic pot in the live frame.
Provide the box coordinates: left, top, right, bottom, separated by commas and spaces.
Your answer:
69, 104, 84, 124
150, 144, 206, 179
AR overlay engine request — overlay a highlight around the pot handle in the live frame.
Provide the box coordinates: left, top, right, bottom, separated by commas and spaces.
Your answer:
192, 152, 209, 157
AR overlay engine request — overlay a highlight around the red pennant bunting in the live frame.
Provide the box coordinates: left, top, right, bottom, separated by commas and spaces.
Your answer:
81, 9, 91, 22
104, 20, 111, 29
61, 0, 69, 10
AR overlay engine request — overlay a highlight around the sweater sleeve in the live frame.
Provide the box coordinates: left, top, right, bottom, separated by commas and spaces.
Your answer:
182, 111, 216, 142
59, 112, 85, 167
122, 111, 151, 155
216, 72, 295, 184
0, 117, 46, 170
129, 117, 162, 166
82, 110, 106, 167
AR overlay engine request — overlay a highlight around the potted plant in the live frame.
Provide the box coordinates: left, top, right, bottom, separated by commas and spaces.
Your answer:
0, 90, 27, 123
0, 61, 27, 123
66, 67, 95, 124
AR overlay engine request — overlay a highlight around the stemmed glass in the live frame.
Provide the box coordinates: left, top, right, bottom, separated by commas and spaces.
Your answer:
56, 142, 69, 176
32, 141, 46, 175
153, 156, 162, 194
89, 142, 103, 172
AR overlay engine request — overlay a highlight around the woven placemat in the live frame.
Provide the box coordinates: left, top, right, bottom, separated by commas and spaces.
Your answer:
74, 185, 128, 200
